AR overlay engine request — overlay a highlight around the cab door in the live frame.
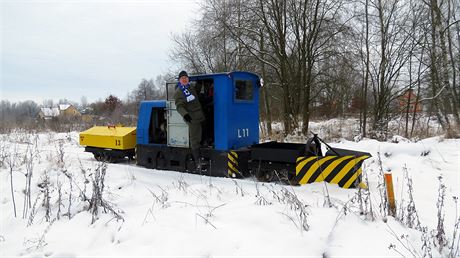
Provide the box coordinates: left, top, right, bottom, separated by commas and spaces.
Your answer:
165, 83, 190, 148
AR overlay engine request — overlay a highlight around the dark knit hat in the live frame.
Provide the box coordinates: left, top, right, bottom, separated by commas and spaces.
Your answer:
178, 70, 188, 78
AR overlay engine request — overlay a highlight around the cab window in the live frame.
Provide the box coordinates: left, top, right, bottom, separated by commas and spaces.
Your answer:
234, 80, 253, 101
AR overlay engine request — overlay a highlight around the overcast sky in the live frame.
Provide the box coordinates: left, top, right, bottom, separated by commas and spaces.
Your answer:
1, 0, 200, 104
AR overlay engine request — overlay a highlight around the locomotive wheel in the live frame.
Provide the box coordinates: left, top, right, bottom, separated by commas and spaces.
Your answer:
185, 154, 196, 172
106, 155, 117, 163
93, 152, 115, 162
104, 154, 116, 163
156, 152, 167, 169
256, 169, 274, 182
93, 153, 103, 161
275, 169, 291, 184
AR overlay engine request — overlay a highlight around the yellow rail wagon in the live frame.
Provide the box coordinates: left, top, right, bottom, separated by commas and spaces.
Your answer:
79, 125, 136, 162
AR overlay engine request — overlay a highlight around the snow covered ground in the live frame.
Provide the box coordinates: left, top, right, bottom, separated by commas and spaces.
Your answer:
0, 130, 459, 257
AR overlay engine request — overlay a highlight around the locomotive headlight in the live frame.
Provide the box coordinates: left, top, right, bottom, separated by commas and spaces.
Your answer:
259, 77, 264, 87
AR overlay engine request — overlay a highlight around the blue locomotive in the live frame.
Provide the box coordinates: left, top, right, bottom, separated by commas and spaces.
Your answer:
81, 71, 371, 188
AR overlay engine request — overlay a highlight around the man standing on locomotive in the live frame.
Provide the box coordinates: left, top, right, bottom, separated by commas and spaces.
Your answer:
174, 70, 205, 171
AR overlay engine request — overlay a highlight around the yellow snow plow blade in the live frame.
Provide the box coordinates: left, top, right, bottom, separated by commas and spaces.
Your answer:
294, 155, 370, 189
79, 126, 136, 150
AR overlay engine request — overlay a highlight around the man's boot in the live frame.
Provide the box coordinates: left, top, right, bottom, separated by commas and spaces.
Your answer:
192, 149, 201, 172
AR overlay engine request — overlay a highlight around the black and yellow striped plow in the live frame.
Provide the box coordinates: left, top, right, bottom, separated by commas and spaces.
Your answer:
227, 151, 240, 177
294, 155, 371, 189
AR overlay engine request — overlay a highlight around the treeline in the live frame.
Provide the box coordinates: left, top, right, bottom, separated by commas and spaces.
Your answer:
171, 0, 459, 139
0, 101, 41, 131
0, 74, 170, 133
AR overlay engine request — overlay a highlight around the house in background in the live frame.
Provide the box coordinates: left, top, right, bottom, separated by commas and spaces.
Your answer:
58, 104, 81, 118
80, 107, 96, 123
39, 104, 81, 120
38, 107, 60, 120
398, 89, 422, 113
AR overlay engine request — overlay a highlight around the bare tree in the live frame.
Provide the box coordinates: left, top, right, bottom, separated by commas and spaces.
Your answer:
366, 0, 414, 138
423, 0, 460, 130
402, 0, 426, 138
80, 96, 88, 109
22, 144, 35, 219
232, 0, 352, 134
5, 144, 20, 217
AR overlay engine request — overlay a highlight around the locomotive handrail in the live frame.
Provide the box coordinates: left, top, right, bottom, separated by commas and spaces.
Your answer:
307, 132, 341, 156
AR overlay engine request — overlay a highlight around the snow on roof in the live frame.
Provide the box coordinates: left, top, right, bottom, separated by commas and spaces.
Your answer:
40, 107, 60, 117
59, 104, 71, 111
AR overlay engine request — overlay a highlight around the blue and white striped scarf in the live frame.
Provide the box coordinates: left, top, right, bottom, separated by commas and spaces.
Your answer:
178, 83, 196, 102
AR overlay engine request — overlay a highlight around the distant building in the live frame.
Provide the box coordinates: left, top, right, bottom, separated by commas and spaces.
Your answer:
79, 107, 93, 115
398, 89, 422, 113
58, 104, 81, 118
79, 107, 96, 123
39, 104, 81, 120
38, 107, 60, 120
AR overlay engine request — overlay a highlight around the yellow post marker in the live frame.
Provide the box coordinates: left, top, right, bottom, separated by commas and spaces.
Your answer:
385, 173, 396, 216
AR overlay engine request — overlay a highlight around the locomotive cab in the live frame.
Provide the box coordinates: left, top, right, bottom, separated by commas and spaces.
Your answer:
136, 71, 261, 176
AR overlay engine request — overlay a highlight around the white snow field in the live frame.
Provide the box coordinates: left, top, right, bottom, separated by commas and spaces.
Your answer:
0, 131, 459, 257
